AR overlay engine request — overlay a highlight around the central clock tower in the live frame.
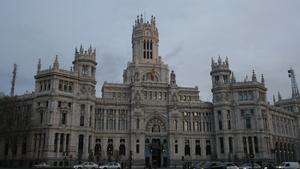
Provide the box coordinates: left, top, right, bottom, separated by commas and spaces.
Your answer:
123, 15, 169, 84
132, 14, 159, 64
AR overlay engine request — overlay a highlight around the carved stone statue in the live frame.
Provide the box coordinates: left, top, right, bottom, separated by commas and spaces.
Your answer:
170, 70, 176, 85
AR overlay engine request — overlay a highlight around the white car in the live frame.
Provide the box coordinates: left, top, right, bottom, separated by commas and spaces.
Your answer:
99, 162, 121, 169
33, 162, 51, 168
276, 162, 300, 169
239, 163, 261, 169
73, 162, 99, 169
224, 162, 239, 169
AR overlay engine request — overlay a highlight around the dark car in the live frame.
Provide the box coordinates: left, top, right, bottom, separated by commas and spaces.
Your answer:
194, 161, 224, 169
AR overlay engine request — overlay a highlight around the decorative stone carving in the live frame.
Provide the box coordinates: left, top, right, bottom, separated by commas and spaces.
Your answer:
146, 118, 166, 132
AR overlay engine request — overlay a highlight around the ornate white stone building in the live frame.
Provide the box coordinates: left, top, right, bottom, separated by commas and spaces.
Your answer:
0, 15, 299, 168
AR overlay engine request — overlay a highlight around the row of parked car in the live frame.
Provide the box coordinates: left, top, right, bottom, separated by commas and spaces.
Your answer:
32, 161, 300, 169
73, 162, 121, 169
33, 161, 121, 169
191, 161, 300, 169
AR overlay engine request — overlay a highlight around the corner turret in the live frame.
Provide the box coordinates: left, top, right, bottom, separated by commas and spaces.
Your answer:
73, 44, 97, 80
210, 56, 231, 87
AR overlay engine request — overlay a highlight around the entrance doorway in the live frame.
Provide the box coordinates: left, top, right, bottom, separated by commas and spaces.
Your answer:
151, 139, 161, 168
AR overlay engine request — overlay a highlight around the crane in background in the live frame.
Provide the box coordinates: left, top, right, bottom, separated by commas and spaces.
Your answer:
10, 63, 17, 97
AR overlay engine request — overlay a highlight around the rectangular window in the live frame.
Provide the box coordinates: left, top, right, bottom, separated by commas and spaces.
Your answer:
62, 113, 66, 125
12, 140, 17, 155
243, 137, 247, 153
219, 120, 223, 130
227, 110, 231, 130
239, 92, 243, 101
80, 115, 84, 126
78, 135, 84, 154
80, 104, 85, 112
59, 134, 64, 152
229, 137, 233, 153
175, 144, 178, 154
246, 118, 251, 129
4, 141, 9, 155
88, 135, 91, 152
215, 76, 219, 84
136, 118, 140, 129
174, 120, 178, 130
206, 140, 211, 155
248, 137, 253, 155
218, 111, 222, 130
43, 133, 46, 148
54, 133, 58, 152
40, 112, 43, 124
195, 140, 201, 155
89, 115, 92, 127
220, 137, 224, 154
254, 136, 259, 153
249, 91, 254, 100
22, 137, 27, 154
136, 144, 139, 153
66, 134, 70, 152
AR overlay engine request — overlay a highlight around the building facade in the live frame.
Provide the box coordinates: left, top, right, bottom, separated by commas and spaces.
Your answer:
0, 15, 299, 168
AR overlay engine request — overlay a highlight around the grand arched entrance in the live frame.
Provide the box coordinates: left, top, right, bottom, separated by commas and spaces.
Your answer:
145, 118, 168, 168
151, 139, 162, 167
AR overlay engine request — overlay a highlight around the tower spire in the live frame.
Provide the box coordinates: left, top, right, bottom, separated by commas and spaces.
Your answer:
252, 70, 257, 82
211, 58, 215, 68
231, 72, 236, 83
80, 44, 83, 54
218, 55, 222, 65
53, 55, 59, 70
261, 74, 265, 85
273, 95, 276, 104
88, 45, 92, 54
288, 68, 300, 98
278, 91, 282, 101
225, 56, 229, 66
37, 58, 41, 73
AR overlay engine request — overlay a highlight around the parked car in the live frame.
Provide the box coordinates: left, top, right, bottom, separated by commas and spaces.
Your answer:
32, 162, 51, 168
194, 161, 224, 169
262, 162, 276, 169
276, 162, 300, 169
239, 163, 261, 169
224, 162, 239, 169
98, 162, 121, 169
73, 162, 99, 169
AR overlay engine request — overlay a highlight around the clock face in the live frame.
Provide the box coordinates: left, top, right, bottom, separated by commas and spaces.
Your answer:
145, 30, 151, 36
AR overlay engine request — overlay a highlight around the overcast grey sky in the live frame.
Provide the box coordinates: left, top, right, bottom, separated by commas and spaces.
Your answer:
0, 0, 300, 102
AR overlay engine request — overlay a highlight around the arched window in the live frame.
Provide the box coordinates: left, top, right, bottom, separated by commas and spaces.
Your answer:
195, 140, 201, 155
95, 144, 101, 156
136, 139, 140, 153
107, 140, 113, 156
184, 145, 190, 156
119, 144, 125, 156
206, 140, 211, 155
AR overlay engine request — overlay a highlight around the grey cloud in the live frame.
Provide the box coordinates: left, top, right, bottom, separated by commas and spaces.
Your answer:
0, 0, 300, 101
